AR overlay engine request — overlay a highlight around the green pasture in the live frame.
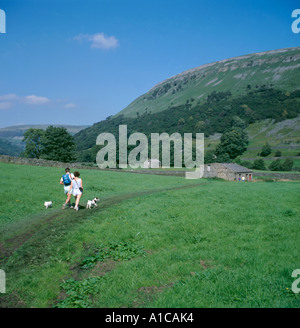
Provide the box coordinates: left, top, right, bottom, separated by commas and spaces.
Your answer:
0, 162, 299, 308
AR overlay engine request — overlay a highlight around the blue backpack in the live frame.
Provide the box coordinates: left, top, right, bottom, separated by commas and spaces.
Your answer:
62, 173, 71, 185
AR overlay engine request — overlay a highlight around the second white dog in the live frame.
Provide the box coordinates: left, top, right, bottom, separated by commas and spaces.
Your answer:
44, 201, 53, 209
86, 198, 99, 209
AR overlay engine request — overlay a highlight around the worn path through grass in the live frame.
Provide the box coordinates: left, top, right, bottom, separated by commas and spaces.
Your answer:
0, 179, 209, 264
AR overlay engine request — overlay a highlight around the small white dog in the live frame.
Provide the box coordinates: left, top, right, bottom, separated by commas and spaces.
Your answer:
44, 201, 53, 209
86, 198, 99, 209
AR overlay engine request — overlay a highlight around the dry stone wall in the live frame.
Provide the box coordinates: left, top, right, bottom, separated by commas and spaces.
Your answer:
1, 155, 299, 180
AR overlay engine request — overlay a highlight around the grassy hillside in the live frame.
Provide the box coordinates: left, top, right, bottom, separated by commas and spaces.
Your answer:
0, 138, 24, 156
74, 87, 300, 163
0, 162, 299, 308
0, 124, 89, 138
117, 47, 300, 118
73, 47, 300, 164
205, 115, 300, 168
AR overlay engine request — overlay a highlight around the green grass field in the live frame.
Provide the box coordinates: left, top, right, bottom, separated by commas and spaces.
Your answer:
0, 162, 300, 308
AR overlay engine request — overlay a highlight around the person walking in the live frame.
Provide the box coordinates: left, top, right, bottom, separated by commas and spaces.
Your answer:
69, 171, 83, 212
60, 168, 74, 209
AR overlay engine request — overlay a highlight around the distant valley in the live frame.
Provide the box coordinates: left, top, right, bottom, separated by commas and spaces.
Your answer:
0, 124, 89, 156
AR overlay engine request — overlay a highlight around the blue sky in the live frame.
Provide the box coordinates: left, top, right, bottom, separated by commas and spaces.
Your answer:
0, 0, 299, 128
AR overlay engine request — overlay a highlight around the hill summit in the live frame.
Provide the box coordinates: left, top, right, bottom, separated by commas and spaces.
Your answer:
73, 47, 300, 163
117, 47, 300, 118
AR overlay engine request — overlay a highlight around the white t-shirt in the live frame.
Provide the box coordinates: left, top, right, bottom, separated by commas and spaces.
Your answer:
72, 178, 82, 196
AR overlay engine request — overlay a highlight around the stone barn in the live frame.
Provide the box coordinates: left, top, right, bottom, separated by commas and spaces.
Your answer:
203, 163, 253, 181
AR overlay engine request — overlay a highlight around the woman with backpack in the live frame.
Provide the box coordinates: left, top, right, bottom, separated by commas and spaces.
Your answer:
68, 171, 83, 212
60, 168, 74, 209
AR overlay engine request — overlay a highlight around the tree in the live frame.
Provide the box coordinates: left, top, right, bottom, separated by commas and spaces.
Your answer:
269, 159, 282, 171
260, 143, 272, 157
215, 152, 231, 163
195, 121, 206, 131
231, 116, 245, 129
281, 158, 293, 171
252, 158, 266, 170
269, 158, 293, 171
240, 161, 252, 169
42, 126, 76, 162
22, 128, 45, 158
204, 149, 216, 164
215, 127, 249, 160
178, 118, 185, 125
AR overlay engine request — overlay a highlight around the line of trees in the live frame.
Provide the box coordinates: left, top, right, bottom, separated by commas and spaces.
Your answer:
241, 158, 294, 171
22, 126, 76, 162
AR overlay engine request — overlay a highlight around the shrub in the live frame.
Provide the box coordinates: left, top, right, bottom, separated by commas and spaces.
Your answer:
204, 150, 216, 164
215, 152, 231, 163
260, 143, 272, 157
54, 277, 102, 308
80, 241, 146, 269
240, 161, 252, 169
252, 159, 266, 170
269, 158, 294, 171
281, 158, 293, 171
269, 159, 282, 171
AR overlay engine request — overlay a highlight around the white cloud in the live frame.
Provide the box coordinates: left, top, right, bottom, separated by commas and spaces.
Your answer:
0, 94, 50, 107
64, 102, 76, 109
74, 32, 119, 50
0, 101, 13, 110
0, 93, 76, 110
23, 95, 50, 105
0, 94, 18, 101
